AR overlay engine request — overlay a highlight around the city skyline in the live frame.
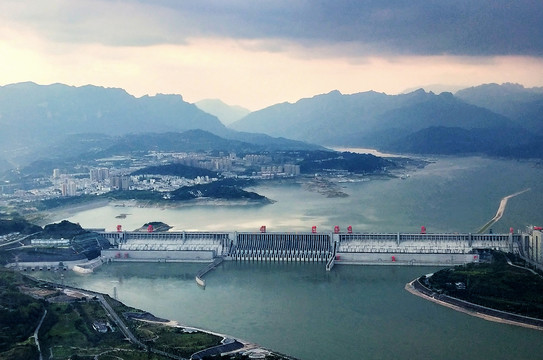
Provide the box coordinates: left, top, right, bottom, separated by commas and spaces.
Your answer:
1, 1, 542, 110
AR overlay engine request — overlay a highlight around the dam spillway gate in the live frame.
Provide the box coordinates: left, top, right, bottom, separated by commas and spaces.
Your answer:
100, 230, 518, 267
232, 232, 332, 262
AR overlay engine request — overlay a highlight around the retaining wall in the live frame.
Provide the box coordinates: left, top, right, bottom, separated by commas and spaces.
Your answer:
336, 252, 479, 266
101, 249, 215, 262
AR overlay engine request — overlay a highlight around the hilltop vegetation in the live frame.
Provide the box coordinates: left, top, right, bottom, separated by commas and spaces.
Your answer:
298, 150, 393, 174
424, 252, 543, 319
0, 217, 42, 235
0, 271, 44, 358
170, 178, 269, 202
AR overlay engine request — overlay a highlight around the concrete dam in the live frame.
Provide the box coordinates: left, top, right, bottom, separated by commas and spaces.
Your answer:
100, 229, 518, 268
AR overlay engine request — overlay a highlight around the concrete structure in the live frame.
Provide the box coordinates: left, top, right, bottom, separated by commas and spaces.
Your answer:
90, 168, 110, 182
101, 231, 230, 263
61, 181, 77, 196
99, 229, 520, 269
521, 228, 543, 269
110, 175, 131, 190
232, 232, 331, 262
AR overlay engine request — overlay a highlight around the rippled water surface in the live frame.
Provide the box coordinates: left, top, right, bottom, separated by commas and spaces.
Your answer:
36, 262, 543, 360
36, 156, 543, 359
62, 156, 543, 234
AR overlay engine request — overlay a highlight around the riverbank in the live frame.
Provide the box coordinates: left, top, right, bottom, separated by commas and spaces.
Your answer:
31, 198, 110, 226
16, 268, 297, 359
136, 317, 277, 359
405, 279, 543, 331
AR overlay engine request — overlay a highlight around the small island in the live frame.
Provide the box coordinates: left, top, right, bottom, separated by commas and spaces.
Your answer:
136, 221, 172, 232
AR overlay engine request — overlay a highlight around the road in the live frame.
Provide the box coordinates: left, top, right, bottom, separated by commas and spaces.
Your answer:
34, 309, 47, 360
95, 293, 188, 359
95, 294, 143, 347
0, 232, 41, 249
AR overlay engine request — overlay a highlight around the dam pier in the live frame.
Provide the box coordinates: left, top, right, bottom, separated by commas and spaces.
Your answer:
100, 228, 520, 269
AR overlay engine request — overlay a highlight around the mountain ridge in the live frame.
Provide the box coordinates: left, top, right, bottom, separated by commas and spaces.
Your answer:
195, 98, 251, 125
0, 82, 318, 165
230, 88, 518, 145
2, 81, 543, 163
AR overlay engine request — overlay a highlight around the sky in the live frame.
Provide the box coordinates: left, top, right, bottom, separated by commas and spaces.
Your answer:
1, 0, 543, 110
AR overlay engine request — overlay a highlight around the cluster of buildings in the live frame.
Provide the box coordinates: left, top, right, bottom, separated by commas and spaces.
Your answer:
260, 164, 301, 178
1, 151, 304, 205
173, 152, 300, 177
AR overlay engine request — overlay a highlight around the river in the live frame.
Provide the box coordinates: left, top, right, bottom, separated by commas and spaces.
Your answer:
35, 262, 543, 360
58, 156, 543, 234
35, 155, 543, 359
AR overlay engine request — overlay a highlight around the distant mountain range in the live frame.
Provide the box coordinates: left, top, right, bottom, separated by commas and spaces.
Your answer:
0, 82, 219, 163
456, 83, 543, 134
88, 129, 315, 158
0, 82, 225, 137
230, 84, 543, 158
195, 99, 251, 125
1, 82, 542, 167
1, 129, 323, 183
0, 82, 318, 166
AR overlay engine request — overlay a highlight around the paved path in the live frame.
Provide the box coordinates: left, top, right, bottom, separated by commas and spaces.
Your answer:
0, 232, 40, 249
95, 294, 144, 348
34, 309, 48, 360
477, 188, 530, 233
505, 256, 542, 277
406, 279, 543, 331
96, 294, 188, 359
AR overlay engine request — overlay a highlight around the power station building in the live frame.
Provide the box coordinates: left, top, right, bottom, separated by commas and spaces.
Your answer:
526, 228, 543, 265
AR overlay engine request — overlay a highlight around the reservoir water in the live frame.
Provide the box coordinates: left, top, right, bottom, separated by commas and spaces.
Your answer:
60, 156, 543, 234
37, 156, 543, 359
37, 262, 543, 360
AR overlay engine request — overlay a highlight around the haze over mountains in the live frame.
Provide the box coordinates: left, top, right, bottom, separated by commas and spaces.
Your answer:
0, 82, 317, 168
1, 81, 542, 172
195, 99, 250, 126
456, 83, 543, 134
230, 84, 543, 157
230, 89, 512, 145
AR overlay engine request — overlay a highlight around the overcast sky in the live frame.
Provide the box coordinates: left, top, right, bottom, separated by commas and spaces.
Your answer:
1, 0, 542, 109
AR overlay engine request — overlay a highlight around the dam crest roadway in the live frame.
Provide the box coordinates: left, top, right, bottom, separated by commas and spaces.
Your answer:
99, 228, 520, 272
97, 188, 533, 271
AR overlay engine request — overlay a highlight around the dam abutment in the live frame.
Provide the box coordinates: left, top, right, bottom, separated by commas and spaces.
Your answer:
97, 230, 519, 269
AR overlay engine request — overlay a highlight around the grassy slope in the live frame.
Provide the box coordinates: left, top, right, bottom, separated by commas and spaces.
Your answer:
0, 268, 225, 359
426, 252, 543, 318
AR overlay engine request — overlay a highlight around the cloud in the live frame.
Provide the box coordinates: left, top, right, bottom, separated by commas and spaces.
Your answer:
1, 0, 542, 110
1, 0, 542, 56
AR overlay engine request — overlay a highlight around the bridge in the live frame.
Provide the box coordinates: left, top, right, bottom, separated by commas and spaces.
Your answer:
99, 229, 519, 269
